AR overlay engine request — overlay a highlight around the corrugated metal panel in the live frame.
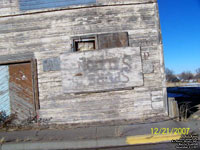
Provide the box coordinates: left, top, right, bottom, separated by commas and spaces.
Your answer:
0, 66, 11, 116
9, 63, 35, 121
19, 0, 96, 11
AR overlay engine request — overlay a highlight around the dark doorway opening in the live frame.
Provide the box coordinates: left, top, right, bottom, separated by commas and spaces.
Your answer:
168, 87, 200, 120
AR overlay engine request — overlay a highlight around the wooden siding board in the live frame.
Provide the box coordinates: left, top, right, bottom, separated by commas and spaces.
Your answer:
0, 4, 157, 55
0, 0, 156, 17
0, 0, 18, 16
39, 90, 152, 123
61, 47, 143, 93
0, 53, 34, 65
0, 65, 11, 116
0, 1, 167, 124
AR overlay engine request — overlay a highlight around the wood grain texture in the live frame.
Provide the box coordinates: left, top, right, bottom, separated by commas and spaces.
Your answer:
0, 0, 19, 16
9, 63, 35, 121
97, 32, 129, 49
0, 0, 167, 124
39, 90, 152, 123
0, 0, 156, 17
61, 47, 143, 93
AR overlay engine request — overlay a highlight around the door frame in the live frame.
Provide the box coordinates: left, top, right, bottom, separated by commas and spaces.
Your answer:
0, 53, 39, 118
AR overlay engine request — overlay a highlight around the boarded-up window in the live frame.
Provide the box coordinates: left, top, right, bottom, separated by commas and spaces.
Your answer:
19, 0, 96, 11
97, 32, 129, 49
73, 32, 129, 52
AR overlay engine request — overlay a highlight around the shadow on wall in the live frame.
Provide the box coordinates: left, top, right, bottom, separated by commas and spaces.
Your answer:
167, 87, 200, 120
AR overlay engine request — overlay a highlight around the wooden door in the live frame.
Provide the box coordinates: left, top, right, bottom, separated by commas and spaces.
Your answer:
9, 62, 35, 121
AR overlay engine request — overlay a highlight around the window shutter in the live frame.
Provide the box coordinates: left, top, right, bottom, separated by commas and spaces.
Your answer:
97, 32, 129, 49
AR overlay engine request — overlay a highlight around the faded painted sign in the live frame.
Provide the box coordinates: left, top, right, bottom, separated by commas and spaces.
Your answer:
61, 47, 143, 93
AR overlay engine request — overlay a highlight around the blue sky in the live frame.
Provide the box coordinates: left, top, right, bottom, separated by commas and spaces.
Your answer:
157, 0, 200, 74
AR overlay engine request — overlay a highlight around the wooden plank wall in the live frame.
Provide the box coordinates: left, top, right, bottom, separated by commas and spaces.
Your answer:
0, 0, 157, 16
0, 0, 167, 124
0, 0, 19, 16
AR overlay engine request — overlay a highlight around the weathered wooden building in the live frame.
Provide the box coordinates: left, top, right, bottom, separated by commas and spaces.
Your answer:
0, 0, 167, 124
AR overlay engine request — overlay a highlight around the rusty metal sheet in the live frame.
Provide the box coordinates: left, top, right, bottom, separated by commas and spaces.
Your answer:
0, 65, 10, 116
9, 62, 35, 121
61, 47, 143, 93
97, 32, 129, 49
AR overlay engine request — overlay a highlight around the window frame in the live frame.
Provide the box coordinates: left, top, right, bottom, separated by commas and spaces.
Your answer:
71, 32, 129, 52
72, 35, 98, 52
